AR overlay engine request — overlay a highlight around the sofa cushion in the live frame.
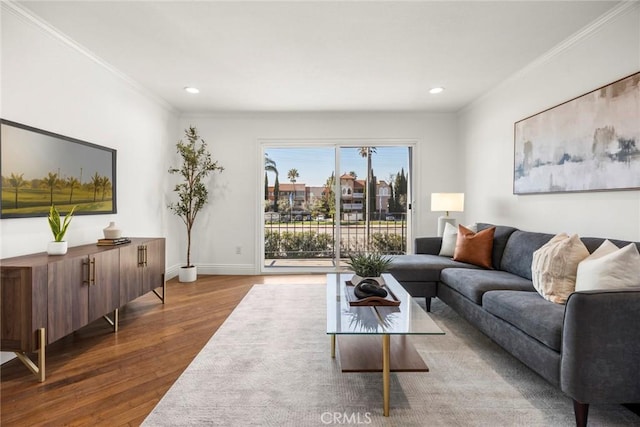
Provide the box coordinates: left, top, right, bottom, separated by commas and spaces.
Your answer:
440, 268, 536, 304
453, 225, 495, 269
500, 230, 555, 280
575, 240, 640, 291
531, 233, 589, 304
387, 254, 481, 282
483, 290, 565, 352
477, 223, 519, 270
581, 236, 640, 254
414, 237, 443, 255
439, 222, 477, 257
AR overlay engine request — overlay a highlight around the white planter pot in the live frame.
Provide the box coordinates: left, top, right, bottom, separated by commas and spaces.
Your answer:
47, 241, 68, 255
179, 266, 197, 283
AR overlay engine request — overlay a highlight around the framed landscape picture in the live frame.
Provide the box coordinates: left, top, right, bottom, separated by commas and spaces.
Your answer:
514, 71, 640, 194
0, 119, 117, 218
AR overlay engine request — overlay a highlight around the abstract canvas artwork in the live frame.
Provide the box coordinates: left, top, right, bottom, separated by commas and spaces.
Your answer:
514, 72, 640, 194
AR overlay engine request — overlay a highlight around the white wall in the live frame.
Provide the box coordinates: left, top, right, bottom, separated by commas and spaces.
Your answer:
0, 5, 178, 260
458, 4, 640, 240
172, 112, 460, 274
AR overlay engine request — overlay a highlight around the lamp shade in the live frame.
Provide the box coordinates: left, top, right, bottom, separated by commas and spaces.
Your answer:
431, 193, 464, 213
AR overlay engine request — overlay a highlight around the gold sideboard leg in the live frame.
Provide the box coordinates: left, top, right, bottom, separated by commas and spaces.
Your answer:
14, 327, 46, 382
37, 328, 46, 382
103, 309, 119, 332
152, 273, 166, 303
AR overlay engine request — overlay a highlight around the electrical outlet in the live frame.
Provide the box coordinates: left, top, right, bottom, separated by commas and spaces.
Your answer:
235, 246, 242, 255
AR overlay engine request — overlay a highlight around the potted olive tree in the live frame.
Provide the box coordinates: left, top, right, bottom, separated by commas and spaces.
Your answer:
168, 126, 224, 282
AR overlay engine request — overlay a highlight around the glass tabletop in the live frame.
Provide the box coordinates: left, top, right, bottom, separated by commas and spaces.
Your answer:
326, 273, 445, 336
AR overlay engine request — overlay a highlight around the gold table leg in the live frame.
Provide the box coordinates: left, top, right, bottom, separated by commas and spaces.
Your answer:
331, 335, 336, 358
383, 334, 390, 416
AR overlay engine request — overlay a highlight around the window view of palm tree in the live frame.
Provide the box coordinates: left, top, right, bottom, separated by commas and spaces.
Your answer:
339, 146, 409, 257
263, 145, 411, 270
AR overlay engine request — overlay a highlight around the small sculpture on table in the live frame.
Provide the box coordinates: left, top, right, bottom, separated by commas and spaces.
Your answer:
354, 278, 388, 299
345, 252, 398, 306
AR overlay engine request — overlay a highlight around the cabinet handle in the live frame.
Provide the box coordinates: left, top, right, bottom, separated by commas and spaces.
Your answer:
137, 246, 144, 266
144, 246, 148, 267
90, 258, 96, 286
83, 258, 90, 285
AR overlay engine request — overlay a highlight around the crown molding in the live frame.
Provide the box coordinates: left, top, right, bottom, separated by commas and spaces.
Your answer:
2, 1, 180, 115
460, 1, 640, 115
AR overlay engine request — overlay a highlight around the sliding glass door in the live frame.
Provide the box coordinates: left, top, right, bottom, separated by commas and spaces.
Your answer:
262, 142, 412, 272
263, 146, 336, 269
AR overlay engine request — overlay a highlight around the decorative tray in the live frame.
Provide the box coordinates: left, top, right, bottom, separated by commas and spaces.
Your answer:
345, 281, 401, 307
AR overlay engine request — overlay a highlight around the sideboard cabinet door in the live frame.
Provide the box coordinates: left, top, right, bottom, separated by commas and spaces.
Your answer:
141, 238, 166, 296
1, 266, 47, 352
47, 256, 89, 344
119, 238, 165, 306
119, 244, 141, 306
88, 249, 120, 324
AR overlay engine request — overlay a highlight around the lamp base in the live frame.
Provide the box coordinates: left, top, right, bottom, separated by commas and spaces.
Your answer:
437, 216, 456, 237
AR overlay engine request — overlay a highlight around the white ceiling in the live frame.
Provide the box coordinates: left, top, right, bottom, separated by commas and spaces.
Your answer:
18, 1, 620, 114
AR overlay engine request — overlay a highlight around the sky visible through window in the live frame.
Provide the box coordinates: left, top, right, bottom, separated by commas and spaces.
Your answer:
265, 146, 408, 187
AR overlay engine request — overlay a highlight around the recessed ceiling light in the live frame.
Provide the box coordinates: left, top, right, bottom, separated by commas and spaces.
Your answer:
184, 86, 200, 94
429, 87, 444, 94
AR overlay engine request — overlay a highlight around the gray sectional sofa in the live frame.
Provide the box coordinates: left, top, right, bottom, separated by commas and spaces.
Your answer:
388, 223, 640, 426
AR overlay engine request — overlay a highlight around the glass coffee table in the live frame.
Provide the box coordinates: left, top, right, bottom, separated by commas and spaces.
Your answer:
326, 273, 444, 416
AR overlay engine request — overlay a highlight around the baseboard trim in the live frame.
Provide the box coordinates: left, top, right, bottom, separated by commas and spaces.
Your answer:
166, 263, 257, 279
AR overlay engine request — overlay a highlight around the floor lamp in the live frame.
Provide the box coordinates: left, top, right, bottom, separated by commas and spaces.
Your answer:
431, 193, 464, 237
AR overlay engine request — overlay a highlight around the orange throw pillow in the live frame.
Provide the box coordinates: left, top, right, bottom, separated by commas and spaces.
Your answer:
453, 225, 496, 269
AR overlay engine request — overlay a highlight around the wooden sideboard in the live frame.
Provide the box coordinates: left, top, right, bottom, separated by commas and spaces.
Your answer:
0, 237, 165, 381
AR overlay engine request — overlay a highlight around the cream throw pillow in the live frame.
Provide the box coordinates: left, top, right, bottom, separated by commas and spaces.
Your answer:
575, 240, 640, 291
439, 222, 477, 257
531, 233, 590, 304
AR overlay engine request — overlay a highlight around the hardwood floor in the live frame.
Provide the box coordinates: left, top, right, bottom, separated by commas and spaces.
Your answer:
0, 274, 325, 426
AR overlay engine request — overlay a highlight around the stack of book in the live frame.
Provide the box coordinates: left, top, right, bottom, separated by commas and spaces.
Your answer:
97, 237, 132, 246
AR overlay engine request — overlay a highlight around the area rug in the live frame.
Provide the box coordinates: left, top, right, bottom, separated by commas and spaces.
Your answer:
142, 283, 638, 426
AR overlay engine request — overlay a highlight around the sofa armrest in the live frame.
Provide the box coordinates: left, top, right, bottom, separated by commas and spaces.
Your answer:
560, 288, 640, 404
414, 237, 442, 255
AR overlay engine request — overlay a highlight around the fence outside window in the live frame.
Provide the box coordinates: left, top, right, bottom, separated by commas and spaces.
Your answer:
264, 214, 407, 261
